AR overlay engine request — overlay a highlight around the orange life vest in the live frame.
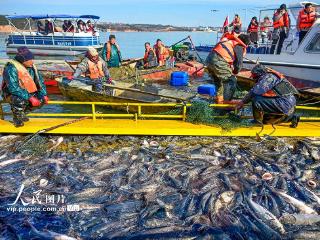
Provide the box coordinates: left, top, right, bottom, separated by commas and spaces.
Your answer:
260, 20, 271, 32
298, 8, 316, 29
106, 42, 120, 60
87, 60, 104, 79
273, 11, 290, 29
262, 69, 285, 97
154, 44, 169, 65
9, 60, 38, 93
248, 22, 259, 32
232, 18, 242, 28
213, 33, 247, 64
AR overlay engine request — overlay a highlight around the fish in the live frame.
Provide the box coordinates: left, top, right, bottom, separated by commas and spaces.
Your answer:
280, 213, 320, 225
245, 191, 285, 234
214, 191, 235, 214
26, 221, 78, 240
277, 191, 317, 214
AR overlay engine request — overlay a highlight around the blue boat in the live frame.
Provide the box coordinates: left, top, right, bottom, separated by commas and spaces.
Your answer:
5, 14, 103, 57
194, 45, 214, 53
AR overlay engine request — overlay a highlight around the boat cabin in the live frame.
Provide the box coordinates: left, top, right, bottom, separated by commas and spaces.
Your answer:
5, 14, 103, 57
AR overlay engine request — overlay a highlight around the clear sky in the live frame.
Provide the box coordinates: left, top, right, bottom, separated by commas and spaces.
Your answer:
0, 0, 318, 27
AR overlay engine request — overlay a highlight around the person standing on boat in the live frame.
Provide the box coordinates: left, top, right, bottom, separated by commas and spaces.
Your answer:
236, 64, 300, 128
270, 4, 290, 55
102, 35, 122, 68
229, 14, 242, 32
297, 3, 319, 44
72, 47, 112, 92
247, 17, 259, 46
1, 47, 48, 127
143, 42, 158, 68
154, 39, 169, 67
44, 20, 54, 35
206, 33, 250, 104
260, 17, 271, 44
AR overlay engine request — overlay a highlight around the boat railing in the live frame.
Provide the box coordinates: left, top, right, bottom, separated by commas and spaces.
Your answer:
1, 101, 318, 122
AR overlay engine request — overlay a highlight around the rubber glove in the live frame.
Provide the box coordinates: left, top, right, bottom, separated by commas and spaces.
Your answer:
29, 96, 41, 107
43, 96, 49, 104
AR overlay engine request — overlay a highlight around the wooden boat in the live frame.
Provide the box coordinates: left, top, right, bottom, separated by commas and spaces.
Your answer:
56, 77, 196, 113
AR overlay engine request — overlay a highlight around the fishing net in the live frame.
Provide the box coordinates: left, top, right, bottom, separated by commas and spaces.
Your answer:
14, 134, 49, 156
160, 100, 252, 131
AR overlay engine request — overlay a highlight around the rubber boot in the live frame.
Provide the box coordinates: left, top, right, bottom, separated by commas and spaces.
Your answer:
13, 117, 24, 127
290, 115, 300, 128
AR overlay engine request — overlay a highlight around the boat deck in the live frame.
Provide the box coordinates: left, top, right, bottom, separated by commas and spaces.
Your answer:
0, 118, 319, 137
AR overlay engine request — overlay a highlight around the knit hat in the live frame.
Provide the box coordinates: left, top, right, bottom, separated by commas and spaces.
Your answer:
109, 34, 116, 40
15, 46, 34, 63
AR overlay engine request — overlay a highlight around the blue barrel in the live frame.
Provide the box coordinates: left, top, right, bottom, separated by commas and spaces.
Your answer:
197, 84, 216, 97
170, 71, 189, 86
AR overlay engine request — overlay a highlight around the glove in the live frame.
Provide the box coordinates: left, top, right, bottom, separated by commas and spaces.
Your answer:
29, 96, 41, 107
67, 76, 74, 80
43, 96, 49, 104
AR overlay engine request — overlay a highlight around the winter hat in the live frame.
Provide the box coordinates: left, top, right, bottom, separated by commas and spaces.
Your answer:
15, 46, 34, 63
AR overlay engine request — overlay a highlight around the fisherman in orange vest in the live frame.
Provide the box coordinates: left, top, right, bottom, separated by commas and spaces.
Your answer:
229, 14, 242, 32
260, 16, 271, 43
297, 3, 319, 44
102, 35, 122, 68
143, 42, 158, 68
71, 47, 112, 92
154, 39, 169, 67
1, 47, 48, 127
247, 16, 259, 46
270, 4, 290, 54
236, 64, 300, 127
206, 33, 250, 104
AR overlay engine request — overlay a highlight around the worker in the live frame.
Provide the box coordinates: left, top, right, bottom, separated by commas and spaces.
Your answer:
260, 16, 271, 44
86, 20, 95, 33
44, 20, 54, 35
102, 35, 122, 68
206, 33, 250, 104
247, 17, 259, 46
297, 3, 319, 44
229, 14, 242, 32
71, 47, 112, 92
154, 39, 169, 67
270, 4, 290, 55
1, 47, 48, 127
236, 64, 300, 128
143, 42, 158, 68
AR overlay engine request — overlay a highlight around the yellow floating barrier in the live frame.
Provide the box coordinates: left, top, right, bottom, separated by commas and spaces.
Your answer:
0, 101, 319, 137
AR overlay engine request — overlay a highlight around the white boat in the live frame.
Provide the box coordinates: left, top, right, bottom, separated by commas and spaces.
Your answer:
5, 14, 103, 57
244, 2, 320, 89
195, 2, 320, 89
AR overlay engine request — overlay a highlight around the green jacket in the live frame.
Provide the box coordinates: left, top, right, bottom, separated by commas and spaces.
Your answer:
2, 62, 47, 100
101, 42, 122, 67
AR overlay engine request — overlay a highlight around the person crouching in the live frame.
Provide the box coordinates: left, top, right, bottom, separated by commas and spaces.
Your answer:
72, 47, 112, 92
236, 64, 300, 128
1, 47, 48, 127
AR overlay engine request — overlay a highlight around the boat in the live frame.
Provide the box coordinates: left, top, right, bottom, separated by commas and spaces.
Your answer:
5, 14, 103, 57
56, 77, 196, 113
194, 2, 320, 91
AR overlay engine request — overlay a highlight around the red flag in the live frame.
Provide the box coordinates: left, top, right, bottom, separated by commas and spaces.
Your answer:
223, 16, 229, 28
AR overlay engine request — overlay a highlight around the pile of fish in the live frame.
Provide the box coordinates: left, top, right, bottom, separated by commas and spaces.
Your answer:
0, 134, 320, 239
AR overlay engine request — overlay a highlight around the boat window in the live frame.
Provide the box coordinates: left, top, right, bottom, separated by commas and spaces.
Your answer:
306, 33, 320, 53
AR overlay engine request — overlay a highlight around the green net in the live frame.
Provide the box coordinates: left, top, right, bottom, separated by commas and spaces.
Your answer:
160, 100, 252, 131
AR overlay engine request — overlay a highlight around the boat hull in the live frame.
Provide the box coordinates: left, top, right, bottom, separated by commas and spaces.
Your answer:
57, 79, 194, 114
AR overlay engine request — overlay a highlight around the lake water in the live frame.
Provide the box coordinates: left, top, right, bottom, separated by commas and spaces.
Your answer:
0, 31, 217, 59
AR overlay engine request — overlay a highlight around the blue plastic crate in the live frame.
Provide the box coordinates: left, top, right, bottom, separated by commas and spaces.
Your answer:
197, 84, 216, 96
170, 71, 189, 86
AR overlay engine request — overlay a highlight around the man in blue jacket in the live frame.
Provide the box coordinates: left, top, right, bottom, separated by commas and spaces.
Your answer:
236, 64, 300, 127
1, 47, 48, 127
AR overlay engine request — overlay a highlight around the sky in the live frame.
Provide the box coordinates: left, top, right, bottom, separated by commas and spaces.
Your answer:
0, 0, 318, 27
